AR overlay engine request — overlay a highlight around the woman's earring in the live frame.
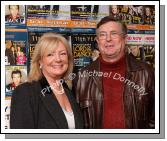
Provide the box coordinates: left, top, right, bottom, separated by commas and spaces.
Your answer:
40, 65, 43, 69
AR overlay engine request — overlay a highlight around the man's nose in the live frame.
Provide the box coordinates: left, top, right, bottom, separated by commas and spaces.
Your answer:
106, 33, 112, 41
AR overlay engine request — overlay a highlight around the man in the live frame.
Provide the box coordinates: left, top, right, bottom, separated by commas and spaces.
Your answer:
5, 40, 12, 65
73, 16, 155, 129
9, 46, 17, 65
6, 70, 22, 92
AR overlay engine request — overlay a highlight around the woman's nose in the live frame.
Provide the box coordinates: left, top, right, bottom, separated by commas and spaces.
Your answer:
54, 54, 61, 62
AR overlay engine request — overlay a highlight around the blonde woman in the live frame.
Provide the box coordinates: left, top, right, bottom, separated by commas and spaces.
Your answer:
10, 33, 83, 129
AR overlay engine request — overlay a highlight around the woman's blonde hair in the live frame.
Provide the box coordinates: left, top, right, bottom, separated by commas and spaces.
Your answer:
28, 32, 73, 82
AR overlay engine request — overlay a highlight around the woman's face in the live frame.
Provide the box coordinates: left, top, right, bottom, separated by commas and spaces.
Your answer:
145, 7, 151, 16
17, 47, 21, 51
111, 5, 118, 14
40, 41, 69, 80
9, 5, 19, 19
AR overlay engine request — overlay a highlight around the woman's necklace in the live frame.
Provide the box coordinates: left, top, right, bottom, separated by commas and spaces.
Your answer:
51, 80, 64, 95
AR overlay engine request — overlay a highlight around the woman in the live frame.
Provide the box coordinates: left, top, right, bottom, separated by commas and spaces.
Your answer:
144, 6, 153, 25
109, 5, 121, 20
10, 33, 83, 129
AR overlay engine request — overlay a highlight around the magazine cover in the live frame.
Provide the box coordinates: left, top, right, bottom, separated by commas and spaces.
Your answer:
5, 5, 26, 28
27, 5, 70, 20
28, 32, 44, 61
28, 29, 71, 61
143, 45, 155, 68
71, 5, 108, 21
127, 31, 155, 45
27, 5, 71, 27
143, 5, 155, 25
5, 65, 27, 95
5, 40, 27, 65
71, 33, 97, 73
128, 45, 145, 61
127, 34, 144, 45
28, 31, 69, 60
71, 5, 99, 20
27, 27, 71, 73
128, 44, 155, 68
109, 5, 155, 25
5, 30, 28, 65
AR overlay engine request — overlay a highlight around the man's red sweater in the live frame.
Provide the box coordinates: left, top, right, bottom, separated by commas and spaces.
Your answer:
100, 55, 126, 128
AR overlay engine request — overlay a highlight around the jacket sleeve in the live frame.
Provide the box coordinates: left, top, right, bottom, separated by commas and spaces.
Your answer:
10, 83, 35, 129
148, 68, 155, 129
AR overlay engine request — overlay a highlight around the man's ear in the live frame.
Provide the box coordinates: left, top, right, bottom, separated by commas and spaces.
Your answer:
95, 36, 99, 45
124, 35, 128, 44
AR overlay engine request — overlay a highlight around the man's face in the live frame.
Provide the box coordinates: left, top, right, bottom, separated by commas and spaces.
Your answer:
12, 73, 21, 86
9, 5, 19, 19
11, 47, 15, 52
96, 21, 126, 62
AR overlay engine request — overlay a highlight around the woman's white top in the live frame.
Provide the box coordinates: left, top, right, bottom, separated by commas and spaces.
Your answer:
62, 108, 75, 129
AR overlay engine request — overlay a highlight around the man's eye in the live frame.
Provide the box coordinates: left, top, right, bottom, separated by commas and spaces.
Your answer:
112, 32, 117, 35
99, 33, 106, 36
110, 31, 118, 35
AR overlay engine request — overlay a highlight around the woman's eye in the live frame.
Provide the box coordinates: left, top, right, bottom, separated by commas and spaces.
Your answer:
47, 53, 53, 56
60, 52, 67, 55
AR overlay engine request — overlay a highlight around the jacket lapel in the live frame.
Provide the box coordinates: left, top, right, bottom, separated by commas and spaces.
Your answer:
126, 53, 144, 72
90, 59, 103, 93
38, 77, 68, 129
